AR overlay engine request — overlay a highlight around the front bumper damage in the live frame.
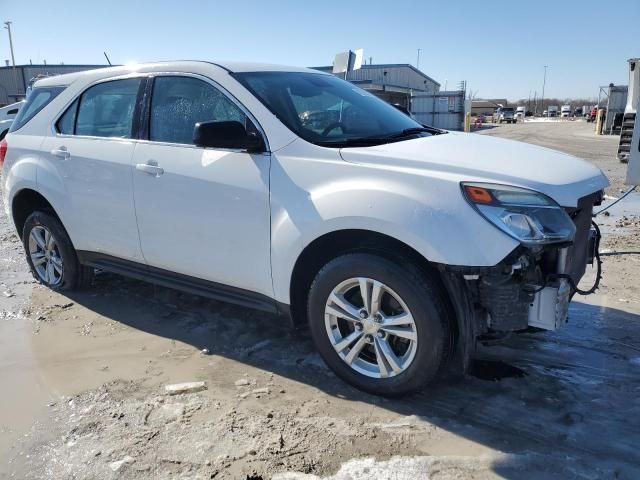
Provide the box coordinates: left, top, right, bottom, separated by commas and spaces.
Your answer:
443, 190, 603, 339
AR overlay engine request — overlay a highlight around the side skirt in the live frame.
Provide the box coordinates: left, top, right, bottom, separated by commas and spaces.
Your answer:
77, 251, 280, 315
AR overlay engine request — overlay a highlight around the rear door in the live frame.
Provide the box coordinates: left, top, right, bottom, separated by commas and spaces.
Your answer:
40, 77, 144, 261
131, 74, 272, 297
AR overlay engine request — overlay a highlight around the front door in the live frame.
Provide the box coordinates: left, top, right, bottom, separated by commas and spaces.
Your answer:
131, 75, 272, 298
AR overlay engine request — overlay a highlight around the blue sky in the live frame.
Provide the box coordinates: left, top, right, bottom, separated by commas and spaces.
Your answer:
1, 0, 638, 100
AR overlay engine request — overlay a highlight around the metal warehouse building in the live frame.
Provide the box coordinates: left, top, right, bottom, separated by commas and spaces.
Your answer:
313, 63, 468, 130
0, 64, 107, 105
312, 64, 441, 107
1, 63, 440, 107
0, 62, 465, 130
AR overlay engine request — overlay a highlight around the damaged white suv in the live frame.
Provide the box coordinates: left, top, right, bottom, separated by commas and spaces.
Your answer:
1, 62, 608, 395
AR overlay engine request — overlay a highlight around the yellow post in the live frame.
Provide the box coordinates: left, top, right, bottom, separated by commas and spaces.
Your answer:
464, 112, 471, 132
595, 108, 605, 135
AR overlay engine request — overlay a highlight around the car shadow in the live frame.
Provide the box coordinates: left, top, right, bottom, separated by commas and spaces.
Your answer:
62, 271, 640, 478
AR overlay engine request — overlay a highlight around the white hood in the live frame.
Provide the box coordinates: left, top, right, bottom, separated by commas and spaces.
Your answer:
339, 132, 609, 207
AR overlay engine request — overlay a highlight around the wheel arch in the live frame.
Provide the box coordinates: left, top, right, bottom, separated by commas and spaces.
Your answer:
11, 188, 63, 238
287, 229, 457, 334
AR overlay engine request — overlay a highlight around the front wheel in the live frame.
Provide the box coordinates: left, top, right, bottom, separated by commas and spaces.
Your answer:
22, 211, 93, 291
307, 253, 452, 396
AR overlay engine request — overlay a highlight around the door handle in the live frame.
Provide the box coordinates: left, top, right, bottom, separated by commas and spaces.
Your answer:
51, 147, 70, 160
136, 161, 164, 177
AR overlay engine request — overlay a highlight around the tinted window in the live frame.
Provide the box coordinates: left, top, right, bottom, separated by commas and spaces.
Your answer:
56, 99, 79, 135
235, 72, 425, 147
150, 76, 246, 145
76, 78, 141, 138
9, 87, 64, 132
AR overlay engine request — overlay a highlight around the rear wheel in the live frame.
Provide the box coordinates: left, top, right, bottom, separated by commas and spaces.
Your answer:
22, 211, 93, 291
307, 253, 452, 396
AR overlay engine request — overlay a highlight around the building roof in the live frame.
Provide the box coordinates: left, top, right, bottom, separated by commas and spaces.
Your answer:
472, 99, 508, 108
311, 63, 440, 87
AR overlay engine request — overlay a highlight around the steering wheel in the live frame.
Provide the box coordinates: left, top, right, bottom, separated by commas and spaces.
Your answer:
321, 122, 347, 137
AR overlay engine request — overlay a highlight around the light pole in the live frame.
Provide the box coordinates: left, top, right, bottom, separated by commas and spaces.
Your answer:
4, 21, 18, 95
4, 21, 16, 68
416, 48, 421, 70
541, 65, 548, 117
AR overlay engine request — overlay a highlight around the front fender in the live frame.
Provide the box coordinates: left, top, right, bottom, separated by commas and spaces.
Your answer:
269, 143, 518, 304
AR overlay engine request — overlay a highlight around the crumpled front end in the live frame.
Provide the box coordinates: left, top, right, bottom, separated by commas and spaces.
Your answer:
448, 190, 603, 335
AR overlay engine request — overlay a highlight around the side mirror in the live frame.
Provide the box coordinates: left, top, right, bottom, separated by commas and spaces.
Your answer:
193, 121, 265, 153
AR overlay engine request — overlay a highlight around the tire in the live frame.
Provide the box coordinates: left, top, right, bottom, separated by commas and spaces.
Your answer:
22, 211, 94, 291
307, 253, 452, 396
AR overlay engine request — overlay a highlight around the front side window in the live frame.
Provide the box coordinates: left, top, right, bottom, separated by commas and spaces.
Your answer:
9, 87, 64, 132
75, 78, 141, 138
234, 72, 428, 147
149, 76, 247, 145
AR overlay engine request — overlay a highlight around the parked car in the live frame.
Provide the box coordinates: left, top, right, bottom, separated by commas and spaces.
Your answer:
0, 101, 23, 140
0, 119, 13, 141
0, 100, 23, 120
493, 107, 515, 123
1, 61, 609, 396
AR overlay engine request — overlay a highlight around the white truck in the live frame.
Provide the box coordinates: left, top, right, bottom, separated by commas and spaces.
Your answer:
515, 106, 526, 121
561, 105, 572, 118
618, 58, 639, 163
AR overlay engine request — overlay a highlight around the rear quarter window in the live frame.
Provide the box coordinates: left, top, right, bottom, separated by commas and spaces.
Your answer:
9, 86, 65, 133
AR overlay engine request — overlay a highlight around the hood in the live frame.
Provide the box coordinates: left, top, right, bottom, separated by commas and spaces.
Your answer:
339, 132, 609, 207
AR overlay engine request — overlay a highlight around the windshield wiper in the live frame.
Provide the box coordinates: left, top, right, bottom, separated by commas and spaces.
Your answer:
384, 127, 433, 139
317, 137, 391, 148
317, 126, 444, 148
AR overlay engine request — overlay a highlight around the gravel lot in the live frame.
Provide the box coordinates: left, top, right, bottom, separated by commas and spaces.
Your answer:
1, 120, 639, 480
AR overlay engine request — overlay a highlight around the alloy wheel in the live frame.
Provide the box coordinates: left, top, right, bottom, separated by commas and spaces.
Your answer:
324, 277, 418, 378
28, 225, 64, 286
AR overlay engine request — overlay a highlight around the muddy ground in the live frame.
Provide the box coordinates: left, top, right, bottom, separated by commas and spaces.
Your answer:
1, 121, 639, 479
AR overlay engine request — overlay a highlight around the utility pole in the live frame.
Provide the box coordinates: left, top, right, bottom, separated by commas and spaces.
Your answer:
4, 21, 18, 94
416, 48, 421, 70
541, 65, 548, 117
4, 21, 16, 68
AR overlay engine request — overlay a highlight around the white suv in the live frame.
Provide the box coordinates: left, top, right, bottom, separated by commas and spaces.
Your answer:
1, 62, 608, 395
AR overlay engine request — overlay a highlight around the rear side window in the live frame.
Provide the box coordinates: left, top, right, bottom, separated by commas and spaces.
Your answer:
9, 86, 64, 132
75, 78, 141, 138
56, 99, 79, 134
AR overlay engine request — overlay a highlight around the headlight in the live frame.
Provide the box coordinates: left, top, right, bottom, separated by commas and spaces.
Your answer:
461, 182, 576, 245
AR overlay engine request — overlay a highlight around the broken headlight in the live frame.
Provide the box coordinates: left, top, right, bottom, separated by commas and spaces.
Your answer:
461, 182, 576, 245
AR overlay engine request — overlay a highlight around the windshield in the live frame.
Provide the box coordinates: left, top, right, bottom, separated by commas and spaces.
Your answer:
234, 71, 429, 147
502, 108, 514, 112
